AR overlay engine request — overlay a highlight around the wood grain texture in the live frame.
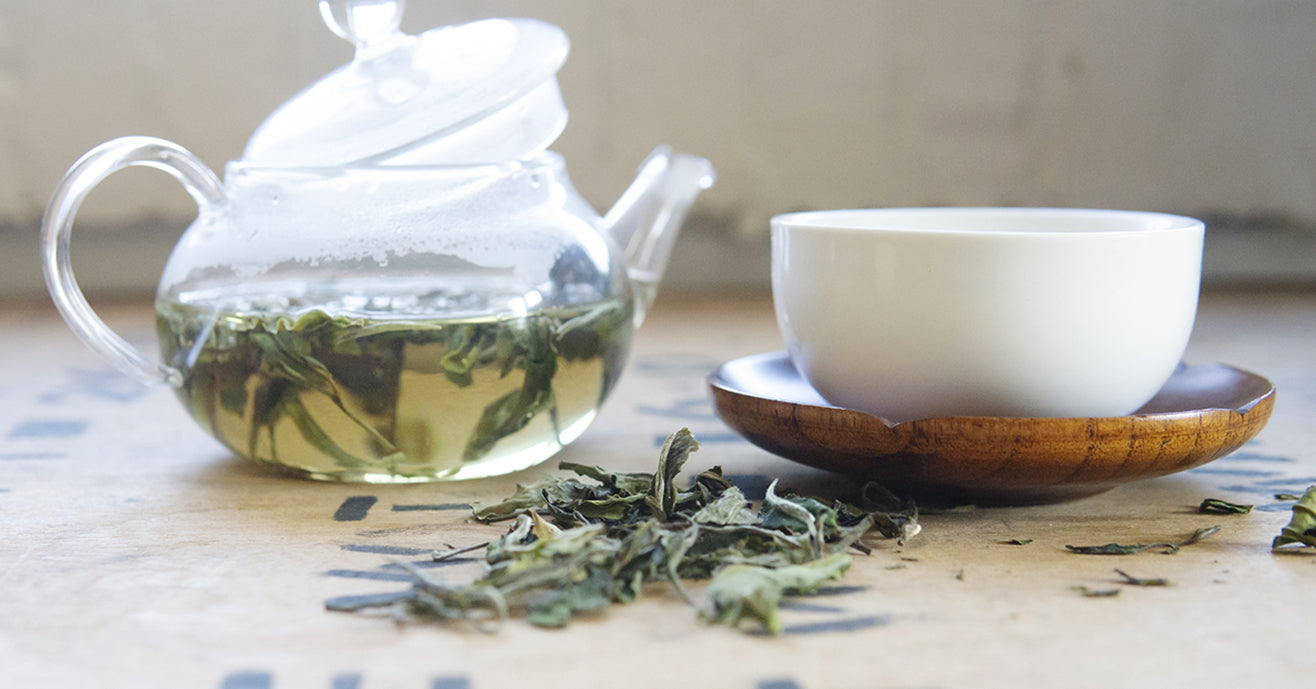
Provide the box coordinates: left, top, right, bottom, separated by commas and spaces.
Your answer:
711, 355, 1275, 504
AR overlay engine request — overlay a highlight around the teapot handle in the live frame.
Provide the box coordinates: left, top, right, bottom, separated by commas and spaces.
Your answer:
40, 136, 225, 386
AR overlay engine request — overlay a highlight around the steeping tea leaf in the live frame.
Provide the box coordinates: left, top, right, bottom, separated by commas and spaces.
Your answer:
158, 291, 632, 481
1272, 485, 1316, 550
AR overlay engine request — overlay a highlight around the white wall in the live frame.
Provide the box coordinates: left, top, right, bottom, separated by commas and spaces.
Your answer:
4, 0, 1315, 296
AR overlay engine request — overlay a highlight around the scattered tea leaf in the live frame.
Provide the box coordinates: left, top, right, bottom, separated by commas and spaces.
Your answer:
1199, 498, 1253, 515
1003, 538, 1034, 546
433, 542, 488, 562
1072, 586, 1120, 598
1065, 525, 1221, 555
1066, 542, 1165, 556
1181, 524, 1223, 546
1114, 568, 1170, 587
1272, 486, 1316, 550
1275, 493, 1303, 502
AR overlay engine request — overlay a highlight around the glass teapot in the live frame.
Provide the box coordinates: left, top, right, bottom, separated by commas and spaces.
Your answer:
40, 0, 714, 483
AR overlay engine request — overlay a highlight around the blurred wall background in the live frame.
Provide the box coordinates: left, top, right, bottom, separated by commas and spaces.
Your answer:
3, 0, 1315, 298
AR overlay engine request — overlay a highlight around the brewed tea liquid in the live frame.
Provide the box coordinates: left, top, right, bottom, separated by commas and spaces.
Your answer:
156, 280, 632, 482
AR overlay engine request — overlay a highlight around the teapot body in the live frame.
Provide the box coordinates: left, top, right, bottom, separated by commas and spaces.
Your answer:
41, 4, 714, 483
160, 153, 629, 312
153, 154, 636, 482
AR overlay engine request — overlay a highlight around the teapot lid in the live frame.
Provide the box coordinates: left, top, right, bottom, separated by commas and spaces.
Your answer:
241, 0, 569, 166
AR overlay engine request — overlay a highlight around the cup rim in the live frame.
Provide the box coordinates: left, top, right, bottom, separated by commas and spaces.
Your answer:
771, 207, 1203, 236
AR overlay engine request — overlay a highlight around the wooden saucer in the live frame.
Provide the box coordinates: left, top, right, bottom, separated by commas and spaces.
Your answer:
708, 353, 1275, 504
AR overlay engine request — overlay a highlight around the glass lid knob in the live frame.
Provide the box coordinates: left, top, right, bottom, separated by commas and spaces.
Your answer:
319, 0, 406, 52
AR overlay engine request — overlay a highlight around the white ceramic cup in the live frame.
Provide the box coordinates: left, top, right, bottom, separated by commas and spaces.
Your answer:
771, 208, 1204, 421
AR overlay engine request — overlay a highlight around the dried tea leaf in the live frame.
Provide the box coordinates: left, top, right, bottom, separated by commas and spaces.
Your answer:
1003, 539, 1034, 546
1065, 542, 1165, 555
758, 482, 827, 558
857, 481, 921, 544
646, 428, 700, 521
1114, 568, 1170, 587
1072, 585, 1121, 598
1272, 485, 1316, 550
1181, 524, 1223, 546
1066, 525, 1221, 555
559, 461, 654, 496
692, 486, 757, 526
700, 553, 852, 635
1199, 498, 1254, 515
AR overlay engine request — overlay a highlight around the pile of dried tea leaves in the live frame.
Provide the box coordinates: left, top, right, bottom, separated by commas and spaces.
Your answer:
328, 428, 919, 634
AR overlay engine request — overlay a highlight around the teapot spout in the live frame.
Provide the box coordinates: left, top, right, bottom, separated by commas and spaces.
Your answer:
602, 145, 715, 325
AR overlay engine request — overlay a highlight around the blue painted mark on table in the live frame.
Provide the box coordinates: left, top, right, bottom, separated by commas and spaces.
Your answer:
340, 544, 435, 556
323, 568, 416, 583
0, 452, 66, 461
328, 542, 477, 583
778, 614, 891, 635
8, 419, 89, 438
724, 473, 774, 500
1222, 451, 1300, 463
323, 590, 413, 611
331, 675, 361, 689
218, 673, 472, 689
39, 366, 150, 405
1197, 440, 1312, 510
220, 672, 272, 689
326, 558, 474, 581
1191, 467, 1286, 478
632, 353, 724, 375
1218, 481, 1316, 511
217, 671, 902, 689
333, 496, 378, 521
651, 431, 743, 447
2, 418, 86, 461
636, 395, 718, 421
